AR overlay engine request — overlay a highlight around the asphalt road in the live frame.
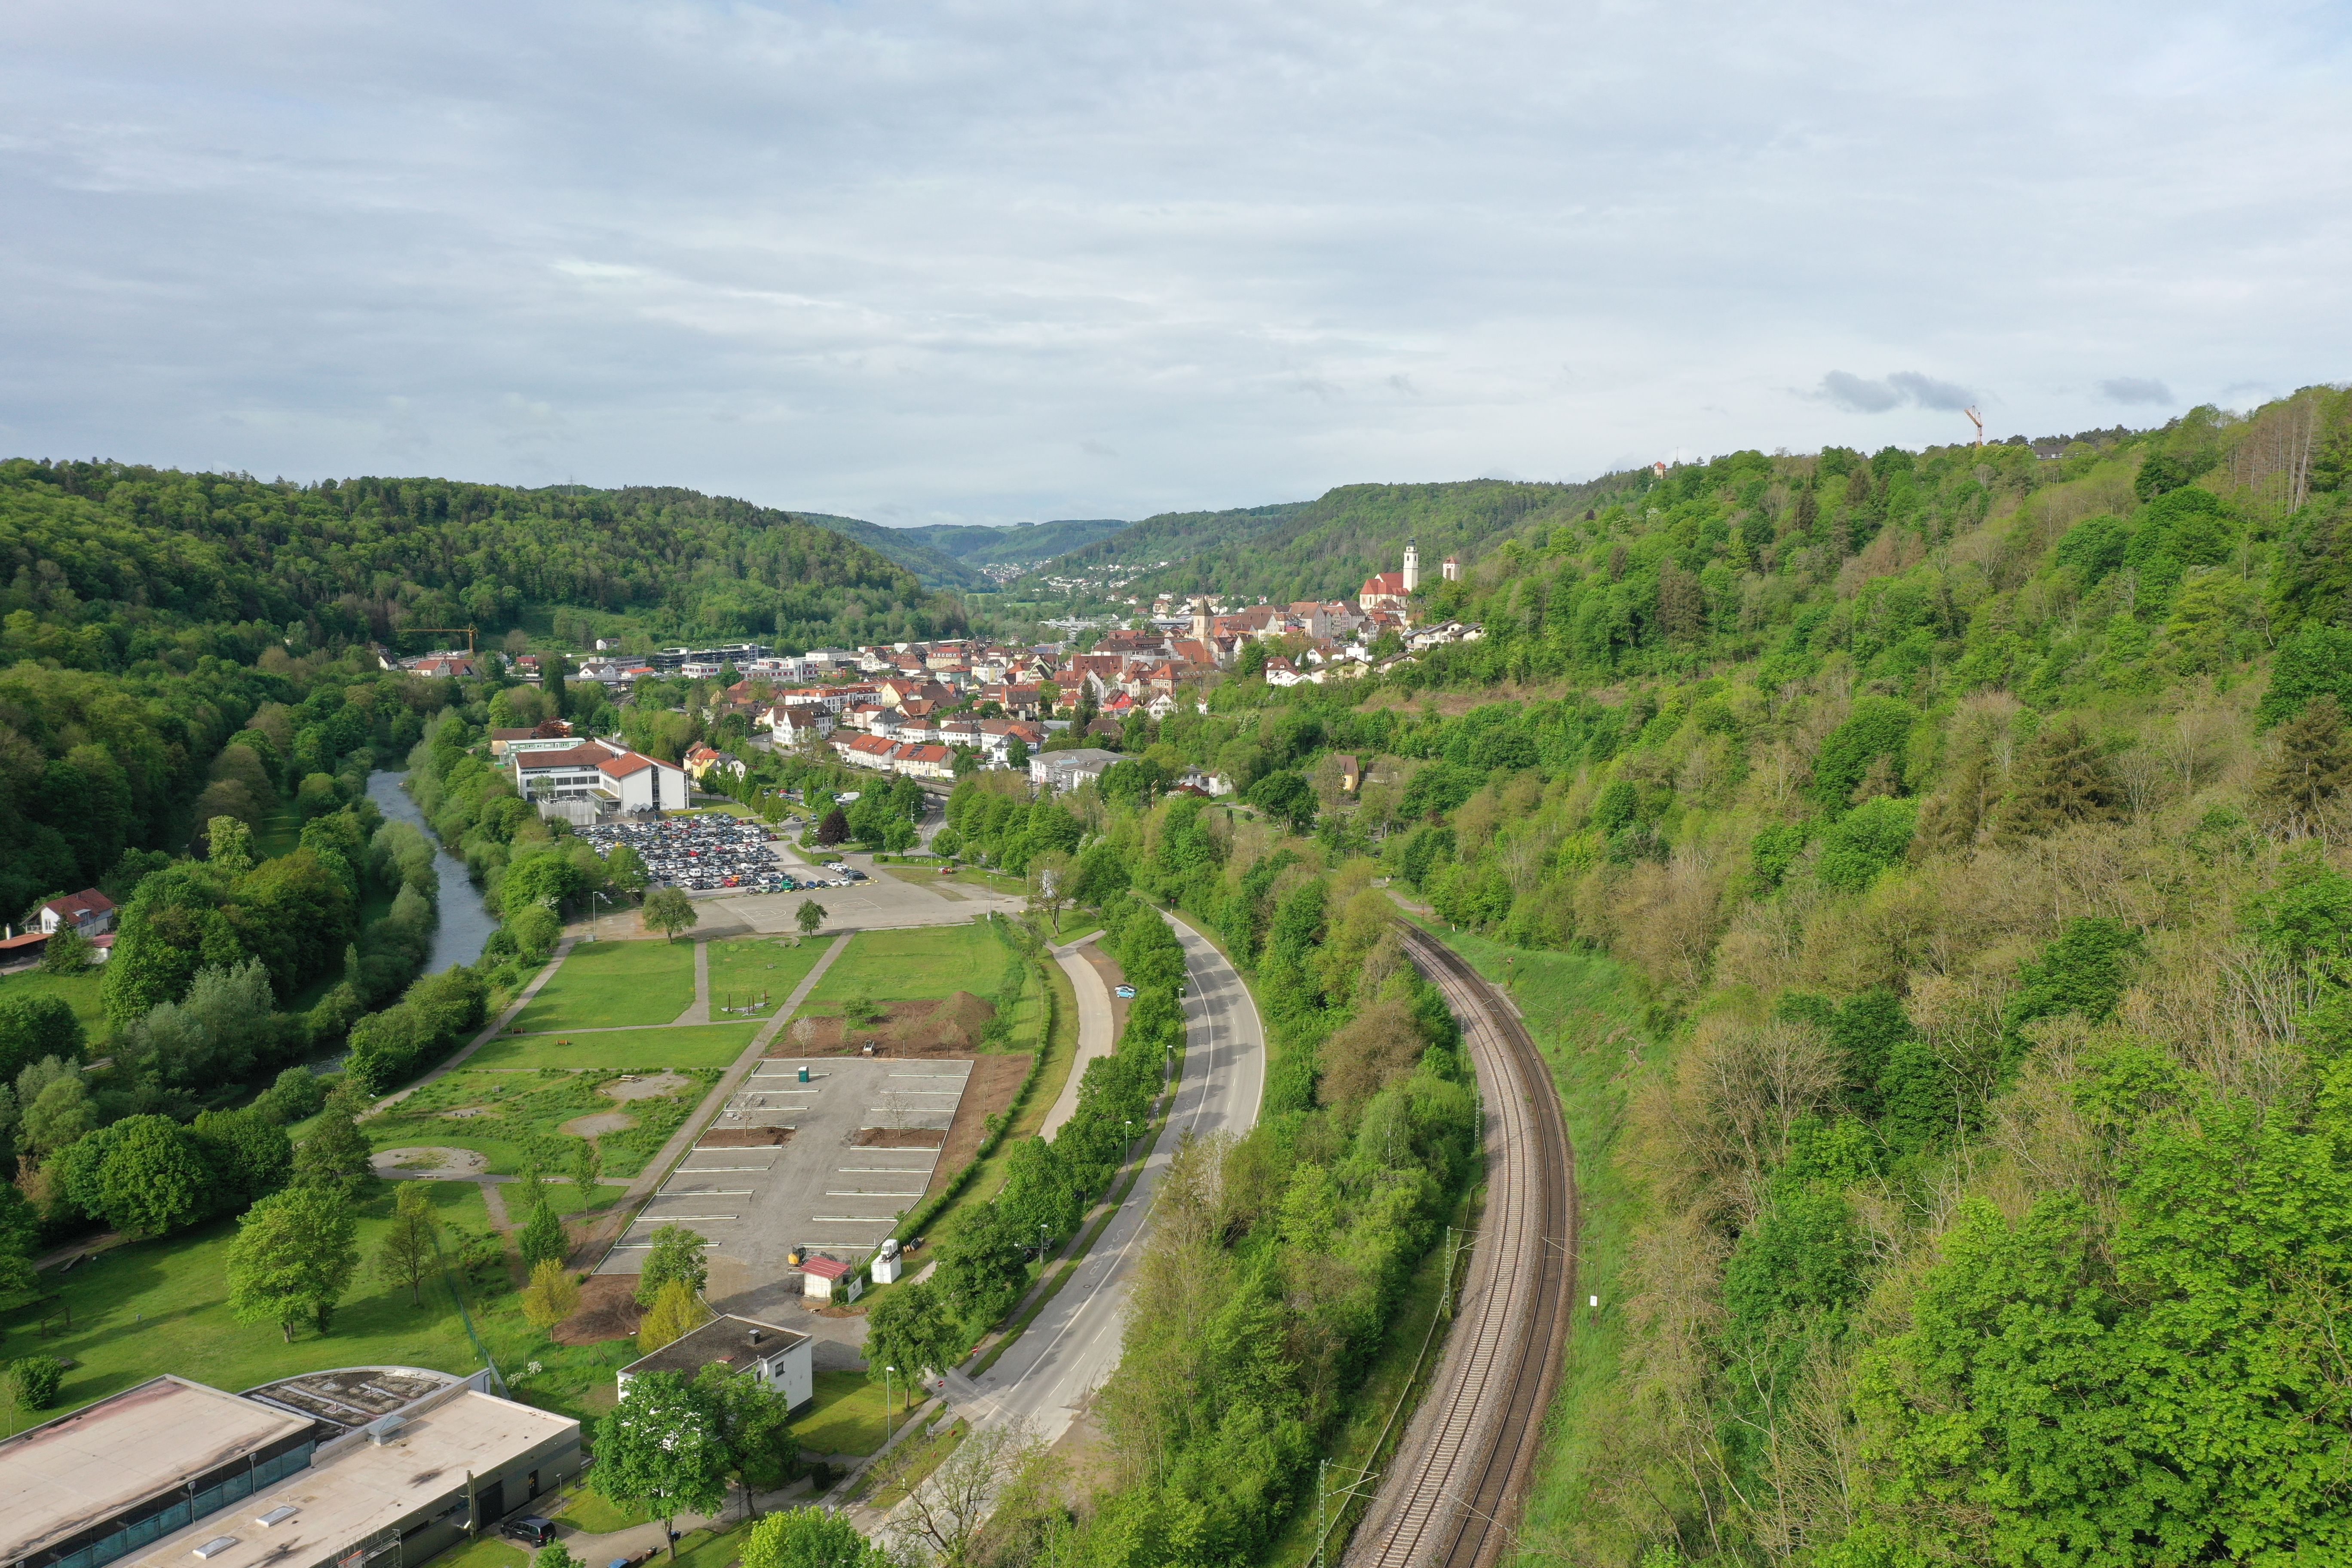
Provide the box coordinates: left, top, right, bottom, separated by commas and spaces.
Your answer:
942, 908, 1266, 1446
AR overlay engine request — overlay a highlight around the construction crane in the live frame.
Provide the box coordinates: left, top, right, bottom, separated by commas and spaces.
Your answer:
396, 626, 480, 654
1964, 407, 1984, 448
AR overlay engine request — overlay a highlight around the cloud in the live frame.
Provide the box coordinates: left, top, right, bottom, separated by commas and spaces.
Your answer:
2100, 377, 2174, 405
1886, 372, 1977, 412
1815, 371, 1978, 414
1816, 373, 1906, 413
0, 0, 2346, 521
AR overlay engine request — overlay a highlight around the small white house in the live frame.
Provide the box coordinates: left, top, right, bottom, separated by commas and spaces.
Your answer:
38, 890, 115, 937
870, 1238, 903, 1286
617, 1314, 814, 1415
802, 1255, 862, 1304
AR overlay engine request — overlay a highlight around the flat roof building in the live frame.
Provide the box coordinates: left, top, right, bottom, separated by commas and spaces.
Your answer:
2, 1373, 579, 1568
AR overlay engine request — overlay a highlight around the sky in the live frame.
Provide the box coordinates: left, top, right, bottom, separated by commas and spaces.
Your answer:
4, 1, 2348, 527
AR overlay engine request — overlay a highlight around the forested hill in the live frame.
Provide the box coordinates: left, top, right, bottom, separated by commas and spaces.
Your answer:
786, 509, 991, 589
1018, 478, 1631, 603
0, 462, 963, 662
895, 516, 1128, 569
1066, 386, 2352, 1564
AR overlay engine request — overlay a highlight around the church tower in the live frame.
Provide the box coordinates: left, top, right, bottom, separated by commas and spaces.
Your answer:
1191, 596, 1212, 646
1403, 542, 1421, 593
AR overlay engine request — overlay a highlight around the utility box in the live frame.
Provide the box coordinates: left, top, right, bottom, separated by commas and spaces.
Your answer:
870, 1238, 902, 1285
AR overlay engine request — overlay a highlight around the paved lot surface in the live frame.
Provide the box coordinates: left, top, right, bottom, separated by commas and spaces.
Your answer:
600, 1055, 972, 1283
1040, 936, 1115, 1140
696, 845, 1025, 934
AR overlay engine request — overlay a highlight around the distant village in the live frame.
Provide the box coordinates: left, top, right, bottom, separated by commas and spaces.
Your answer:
387, 547, 1480, 800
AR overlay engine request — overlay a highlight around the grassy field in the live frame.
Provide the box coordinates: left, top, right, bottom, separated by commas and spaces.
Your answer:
802, 922, 1005, 1009
707, 935, 826, 1022
511, 939, 695, 1031
1, 1181, 490, 1413
1436, 928, 1656, 1564
365, 1068, 721, 1179
794, 1368, 896, 1457
252, 802, 304, 861
467, 1024, 761, 1072
0, 966, 107, 1033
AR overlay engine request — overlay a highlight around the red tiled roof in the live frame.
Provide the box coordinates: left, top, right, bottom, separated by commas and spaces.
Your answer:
597, 752, 662, 778
43, 890, 115, 922
801, 1256, 853, 1280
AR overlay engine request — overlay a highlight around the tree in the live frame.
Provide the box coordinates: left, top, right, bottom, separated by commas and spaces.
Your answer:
38, 926, 93, 975
864, 1278, 965, 1385
374, 1180, 441, 1305
637, 1223, 711, 1306
796, 898, 825, 937
21, 1073, 95, 1158
1004, 736, 1031, 772
519, 1200, 570, 1271
89, 1116, 211, 1237
816, 807, 849, 846
545, 652, 569, 718
695, 1362, 802, 1519
206, 815, 257, 876
193, 1106, 295, 1204
294, 1087, 375, 1198
0, 994, 82, 1084
571, 1136, 603, 1199
521, 1256, 583, 1331
227, 1185, 360, 1341
877, 1419, 1056, 1568
934, 1203, 1032, 1330
741, 1507, 891, 1568
639, 1277, 713, 1352
2256, 694, 2352, 830
535, 1545, 581, 1568
1028, 849, 1073, 934
1992, 718, 2122, 842
643, 886, 699, 943
4, 1356, 61, 1415
606, 843, 650, 898
594, 1371, 731, 1558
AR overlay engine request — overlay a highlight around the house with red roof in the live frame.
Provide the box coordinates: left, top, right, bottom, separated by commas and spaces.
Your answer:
40, 889, 116, 937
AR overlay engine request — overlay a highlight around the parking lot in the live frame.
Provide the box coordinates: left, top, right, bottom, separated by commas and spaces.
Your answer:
698, 860, 1023, 934
579, 814, 787, 893
599, 1055, 973, 1286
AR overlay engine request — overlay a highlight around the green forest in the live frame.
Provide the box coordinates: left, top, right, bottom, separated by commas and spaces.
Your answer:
6, 380, 2352, 1566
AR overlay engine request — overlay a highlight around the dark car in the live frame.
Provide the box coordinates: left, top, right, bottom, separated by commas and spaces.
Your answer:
502, 1518, 557, 1547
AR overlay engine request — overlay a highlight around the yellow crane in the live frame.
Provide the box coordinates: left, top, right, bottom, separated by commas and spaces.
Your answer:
1964, 407, 1984, 448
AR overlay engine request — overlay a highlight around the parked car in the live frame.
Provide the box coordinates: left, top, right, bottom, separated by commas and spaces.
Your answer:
1115, 984, 1136, 998
502, 1518, 557, 1547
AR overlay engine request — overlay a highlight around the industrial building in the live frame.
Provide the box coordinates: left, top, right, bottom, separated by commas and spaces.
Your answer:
2, 1370, 579, 1568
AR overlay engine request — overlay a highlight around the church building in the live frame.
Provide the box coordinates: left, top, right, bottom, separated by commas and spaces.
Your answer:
1359, 543, 1421, 616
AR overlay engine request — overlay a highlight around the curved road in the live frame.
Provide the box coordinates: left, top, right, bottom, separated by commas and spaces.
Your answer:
943, 909, 1265, 1446
1345, 925, 1576, 1568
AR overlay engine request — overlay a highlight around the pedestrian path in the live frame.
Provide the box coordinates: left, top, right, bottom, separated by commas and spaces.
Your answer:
367, 937, 579, 1114
1040, 934, 1115, 1140
670, 939, 713, 1026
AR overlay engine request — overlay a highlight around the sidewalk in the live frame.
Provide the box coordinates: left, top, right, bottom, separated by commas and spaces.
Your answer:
1038, 934, 1114, 1140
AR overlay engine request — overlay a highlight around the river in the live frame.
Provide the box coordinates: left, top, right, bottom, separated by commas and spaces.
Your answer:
366, 771, 496, 974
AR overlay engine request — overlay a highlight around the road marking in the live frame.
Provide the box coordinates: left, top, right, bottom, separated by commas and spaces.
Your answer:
680, 1165, 774, 1172
888, 1073, 969, 1079
826, 1189, 926, 1198
662, 1188, 753, 1196
836, 1165, 937, 1173
810, 1215, 902, 1223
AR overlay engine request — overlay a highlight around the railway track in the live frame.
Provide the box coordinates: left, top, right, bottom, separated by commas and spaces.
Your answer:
1342, 926, 1576, 1568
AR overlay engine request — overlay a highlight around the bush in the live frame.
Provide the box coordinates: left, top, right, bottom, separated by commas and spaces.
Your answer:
8, 1356, 63, 1409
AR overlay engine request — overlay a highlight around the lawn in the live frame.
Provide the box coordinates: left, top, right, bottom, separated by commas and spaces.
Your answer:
252, 802, 305, 861
793, 1368, 896, 1457
468, 1025, 761, 1072
801, 922, 1007, 1009
707, 936, 827, 1023
364, 1067, 722, 1179
2, 1181, 490, 1415
0, 966, 107, 1033
511, 939, 695, 1031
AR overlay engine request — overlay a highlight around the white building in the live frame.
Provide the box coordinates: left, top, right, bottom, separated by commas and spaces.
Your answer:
1029, 747, 1124, 792
617, 1314, 814, 1413
511, 738, 688, 813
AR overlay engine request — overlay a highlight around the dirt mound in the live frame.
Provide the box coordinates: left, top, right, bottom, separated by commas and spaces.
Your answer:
562, 1112, 637, 1137
554, 1274, 644, 1345
698, 1127, 794, 1148
603, 1071, 692, 1102
852, 1127, 946, 1149
371, 1146, 490, 1179
769, 995, 997, 1059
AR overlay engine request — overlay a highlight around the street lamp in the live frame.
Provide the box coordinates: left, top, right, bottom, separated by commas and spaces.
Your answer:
589, 889, 610, 937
